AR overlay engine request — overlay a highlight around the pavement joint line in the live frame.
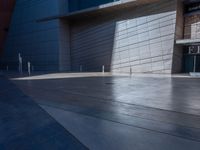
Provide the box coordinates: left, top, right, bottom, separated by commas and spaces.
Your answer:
13, 85, 200, 129
36, 100, 200, 129
39, 103, 200, 143
51, 88, 200, 118
36, 104, 90, 150
0, 76, 89, 149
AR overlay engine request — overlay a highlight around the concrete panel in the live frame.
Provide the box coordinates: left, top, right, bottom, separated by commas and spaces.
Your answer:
70, 0, 177, 73
172, 0, 184, 74
1, 0, 66, 71
0, 0, 183, 74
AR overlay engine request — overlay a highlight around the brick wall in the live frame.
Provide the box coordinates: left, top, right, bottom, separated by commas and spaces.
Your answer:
184, 14, 200, 39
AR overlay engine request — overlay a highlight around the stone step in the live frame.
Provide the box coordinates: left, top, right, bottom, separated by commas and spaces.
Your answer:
190, 72, 200, 77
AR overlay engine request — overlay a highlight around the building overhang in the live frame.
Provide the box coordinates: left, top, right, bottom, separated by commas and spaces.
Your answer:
37, 0, 159, 22
183, 0, 200, 4
176, 39, 200, 45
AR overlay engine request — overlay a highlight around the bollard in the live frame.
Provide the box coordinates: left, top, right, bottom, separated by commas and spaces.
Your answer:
18, 53, 23, 74
6, 66, 8, 71
18, 53, 21, 73
102, 65, 105, 73
20, 57, 23, 74
28, 62, 31, 76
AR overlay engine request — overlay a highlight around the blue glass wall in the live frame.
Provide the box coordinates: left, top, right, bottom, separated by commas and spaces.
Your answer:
69, 0, 119, 12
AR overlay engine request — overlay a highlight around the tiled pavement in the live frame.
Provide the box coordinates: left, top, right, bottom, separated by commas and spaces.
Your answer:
0, 75, 88, 150
1, 72, 200, 150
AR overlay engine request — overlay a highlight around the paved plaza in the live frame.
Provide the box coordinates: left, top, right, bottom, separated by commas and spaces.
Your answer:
1, 72, 200, 149
0, 74, 87, 150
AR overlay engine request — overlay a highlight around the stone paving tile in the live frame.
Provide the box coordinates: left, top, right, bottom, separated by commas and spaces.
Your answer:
4, 72, 200, 150
0, 76, 88, 150
42, 105, 200, 150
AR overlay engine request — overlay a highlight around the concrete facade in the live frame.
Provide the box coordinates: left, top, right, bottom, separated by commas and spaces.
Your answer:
70, 0, 177, 73
0, 0, 197, 73
1, 0, 69, 71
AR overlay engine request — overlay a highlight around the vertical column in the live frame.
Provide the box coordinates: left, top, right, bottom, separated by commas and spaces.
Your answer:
193, 55, 196, 72
58, 20, 71, 71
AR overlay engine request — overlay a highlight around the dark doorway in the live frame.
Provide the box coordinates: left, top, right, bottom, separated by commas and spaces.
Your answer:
183, 55, 194, 73
183, 54, 200, 73
183, 45, 200, 73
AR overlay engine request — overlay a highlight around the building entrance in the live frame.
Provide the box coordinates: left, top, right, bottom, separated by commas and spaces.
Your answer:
183, 45, 200, 73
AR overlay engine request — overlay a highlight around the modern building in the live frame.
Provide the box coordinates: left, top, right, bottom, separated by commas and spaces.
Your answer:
0, 0, 200, 73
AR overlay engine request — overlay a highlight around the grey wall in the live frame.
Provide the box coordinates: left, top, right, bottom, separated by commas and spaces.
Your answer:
58, 20, 71, 71
172, 0, 184, 73
70, 0, 177, 73
70, 17, 116, 72
1, 0, 70, 71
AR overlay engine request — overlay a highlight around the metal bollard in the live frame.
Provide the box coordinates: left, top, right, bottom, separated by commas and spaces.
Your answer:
28, 62, 31, 76
18, 53, 20, 73
102, 65, 105, 73
6, 66, 8, 71
18, 53, 23, 74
